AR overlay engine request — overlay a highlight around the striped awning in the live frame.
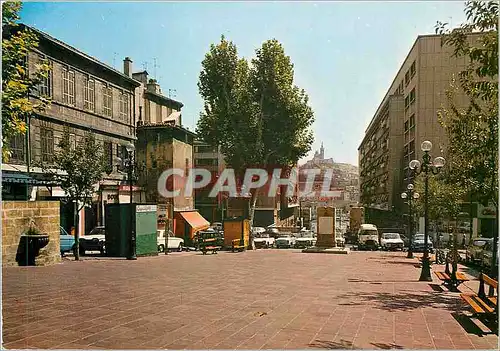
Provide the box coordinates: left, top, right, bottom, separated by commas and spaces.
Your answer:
1, 171, 60, 186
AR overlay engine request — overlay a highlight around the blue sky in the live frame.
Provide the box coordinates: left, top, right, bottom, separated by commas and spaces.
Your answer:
20, 1, 466, 166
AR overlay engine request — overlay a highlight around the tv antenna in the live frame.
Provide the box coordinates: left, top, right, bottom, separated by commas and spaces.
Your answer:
142, 61, 149, 71
168, 89, 177, 98
112, 52, 118, 69
153, 57, 159, 79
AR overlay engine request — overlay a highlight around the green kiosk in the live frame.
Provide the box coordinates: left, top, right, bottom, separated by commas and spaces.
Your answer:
105, 203, 158, 258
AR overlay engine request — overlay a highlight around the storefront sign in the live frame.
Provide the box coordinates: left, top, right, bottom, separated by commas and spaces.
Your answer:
136, 205, 157, 213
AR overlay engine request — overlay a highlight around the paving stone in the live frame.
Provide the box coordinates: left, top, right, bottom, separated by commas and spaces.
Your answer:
2, 250, 498, 349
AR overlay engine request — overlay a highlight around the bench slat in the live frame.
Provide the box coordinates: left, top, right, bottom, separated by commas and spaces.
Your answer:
472, 295, 495, 314
461, 294, 485, 314
488, 296, 497, 306
482, 274, 498, 290
455, 272, 469, 281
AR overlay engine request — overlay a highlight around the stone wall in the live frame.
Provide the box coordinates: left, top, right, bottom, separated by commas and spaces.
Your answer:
2, 201, 61, 267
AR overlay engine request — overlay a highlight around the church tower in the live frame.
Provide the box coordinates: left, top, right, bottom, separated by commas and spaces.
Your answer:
320, 142, 325, 159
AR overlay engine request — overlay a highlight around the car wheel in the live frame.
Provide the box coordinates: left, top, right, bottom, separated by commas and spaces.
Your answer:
100, 245, 105, 255
178, 243, 183, 252
158, 244, 165, 253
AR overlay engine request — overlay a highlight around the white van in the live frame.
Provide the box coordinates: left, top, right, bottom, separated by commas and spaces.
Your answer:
358, 224, 379, 250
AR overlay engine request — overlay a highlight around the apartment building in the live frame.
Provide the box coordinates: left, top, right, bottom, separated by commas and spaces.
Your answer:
358, 33, 478, 226
2, 24, 141, 234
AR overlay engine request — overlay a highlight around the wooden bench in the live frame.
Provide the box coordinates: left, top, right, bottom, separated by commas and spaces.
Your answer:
434, 271, 469, 290
231, 238, 245, 252
460, 273, 498, 330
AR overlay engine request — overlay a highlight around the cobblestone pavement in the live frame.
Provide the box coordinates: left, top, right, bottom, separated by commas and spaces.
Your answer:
2, 250, 498, 349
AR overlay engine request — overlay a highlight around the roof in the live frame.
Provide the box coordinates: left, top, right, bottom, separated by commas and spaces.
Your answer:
137, 123, 197, 138
20, 24, 140, 87
144, 90, 184, 109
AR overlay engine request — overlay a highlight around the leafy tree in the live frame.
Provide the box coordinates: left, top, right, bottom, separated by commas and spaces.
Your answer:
2, 1, 51, 161
413, 173, 465, 243
197, 36, 315, 232
42, 128, 107, 260
436, 1, 498, 275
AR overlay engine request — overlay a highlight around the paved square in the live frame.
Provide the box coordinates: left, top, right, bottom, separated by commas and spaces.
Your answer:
2, 250, 498, 349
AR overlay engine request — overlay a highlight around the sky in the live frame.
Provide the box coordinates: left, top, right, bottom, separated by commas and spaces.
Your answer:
20, 1, 467, 166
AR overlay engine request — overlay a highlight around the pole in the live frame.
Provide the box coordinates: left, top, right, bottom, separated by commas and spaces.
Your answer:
127, 151, 137, 260
74, 199, 80, 260
419, 170, 432, 281
407, 192, 414, 258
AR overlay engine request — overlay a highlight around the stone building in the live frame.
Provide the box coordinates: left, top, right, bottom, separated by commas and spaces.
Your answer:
1, 24, 141, 234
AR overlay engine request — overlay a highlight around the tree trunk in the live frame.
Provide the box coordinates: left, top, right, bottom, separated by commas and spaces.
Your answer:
490, 204, 498, 279
74, 199, 80, 261
247, 188, 261, 250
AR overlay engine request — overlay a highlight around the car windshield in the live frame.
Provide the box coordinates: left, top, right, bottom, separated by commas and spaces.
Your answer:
89, 227, 105, 235
360, 230, 378, 236
472, 240, 489, 247
414, 234, 425, 240
383, 233, 400, 240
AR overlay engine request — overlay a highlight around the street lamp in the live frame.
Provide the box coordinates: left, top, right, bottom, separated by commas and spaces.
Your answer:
124, 141, 136, 260
409, 140, 445, 281
401, 183, 420, 259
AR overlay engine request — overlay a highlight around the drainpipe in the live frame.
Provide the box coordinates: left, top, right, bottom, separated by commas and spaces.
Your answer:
25, 114, 31, 200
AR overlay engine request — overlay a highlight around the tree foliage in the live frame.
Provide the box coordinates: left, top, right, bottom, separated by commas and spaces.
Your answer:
2, 1, 51, 161
196, 36, 315, 226
435, 1, 498, 209
42, 128, 107, 259
413, 173, 465, 225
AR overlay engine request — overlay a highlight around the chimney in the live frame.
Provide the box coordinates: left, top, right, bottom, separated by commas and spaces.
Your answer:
123, 57, 132, 77
147, 79, 160, 94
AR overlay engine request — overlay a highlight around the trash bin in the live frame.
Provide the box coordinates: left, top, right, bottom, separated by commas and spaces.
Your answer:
15, 234, 50, 266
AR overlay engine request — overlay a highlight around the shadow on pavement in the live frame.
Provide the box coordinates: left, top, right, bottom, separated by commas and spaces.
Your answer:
370, 342, 404, 349
451, 312, 491, 337
309, 339, 354, 349
337, 290, 462, 312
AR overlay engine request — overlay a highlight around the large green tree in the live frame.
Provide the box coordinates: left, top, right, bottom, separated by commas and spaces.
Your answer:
42, 129, 107, 260
197, 36, 314, 230
2, 1, 51, 161
436, 0, 498, 275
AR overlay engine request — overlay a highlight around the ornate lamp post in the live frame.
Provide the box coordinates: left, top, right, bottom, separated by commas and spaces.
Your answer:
409, 140, 445, 281
401, 183, 420, 259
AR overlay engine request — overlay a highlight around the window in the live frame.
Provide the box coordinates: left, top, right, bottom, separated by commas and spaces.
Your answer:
405, 71, 410, 86
117, 145, 128, 172
9, 134, 25, 164
37, 56, 51, 97
196, 158, 217, 166
409, 140, 415, 154
409, 114, 415, 127
405, 96, 410, 109
397, 82, 403, 95
185, 158, 190, 176
84, 77, 95, 111
104, 141, 113, 170
69, 133, 77, 150
103, 86, 113, 117
119, 92, 128, 120
409, 88, 416, 103
62, 67, 75, 105
410, 61, 416, 77
41, 128, 54, 163
404, 120, 409, 132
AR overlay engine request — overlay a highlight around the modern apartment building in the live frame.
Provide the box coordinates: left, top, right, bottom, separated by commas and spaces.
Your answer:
358, 33, 478, 225
2, 24, 141, 234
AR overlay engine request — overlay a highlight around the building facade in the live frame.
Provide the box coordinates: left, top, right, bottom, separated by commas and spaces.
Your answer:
2, 24, 141, 234
358, 33, 479, 227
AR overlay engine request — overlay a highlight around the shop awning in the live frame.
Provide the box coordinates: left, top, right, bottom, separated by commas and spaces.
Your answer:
179, 211, 210, 232
2, 171, 60, 186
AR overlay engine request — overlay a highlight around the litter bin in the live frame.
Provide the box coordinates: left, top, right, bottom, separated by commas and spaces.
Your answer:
15, 234, 50, 266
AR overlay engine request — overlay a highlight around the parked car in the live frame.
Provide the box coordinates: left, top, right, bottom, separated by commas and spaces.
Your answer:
412, 233, 434, 253
275, 235, 296, 249
78, 226, 105, 255
266, 227, 280, 239
380, 233, 404, 251
466, 237, 493, 264
481, 240, 499, 271
60, 226, 75, 256
157, 229, 184, 252
254, 232, 275, 248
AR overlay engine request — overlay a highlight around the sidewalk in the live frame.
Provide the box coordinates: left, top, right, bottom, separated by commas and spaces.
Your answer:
2, 250, 498, 349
